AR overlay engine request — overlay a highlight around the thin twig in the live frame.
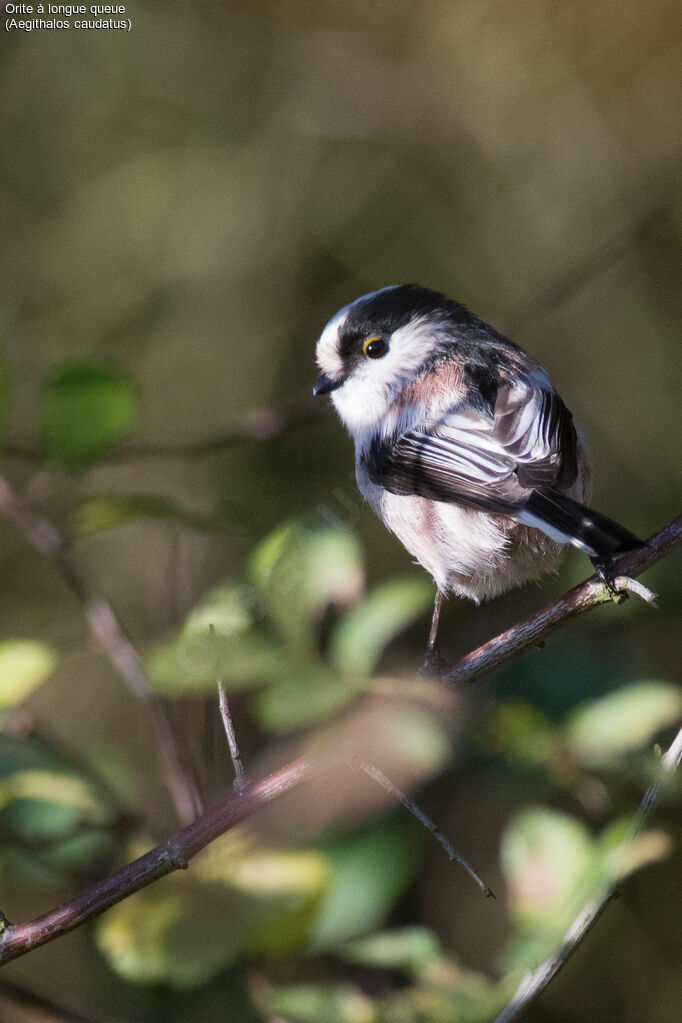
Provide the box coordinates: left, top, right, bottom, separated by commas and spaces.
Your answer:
351, 757, 494, 897
217, 684, 247, 789
0, 471, 201, 826
211, 624, 247, 789
492, 717, 682, 1023
612, 576, 658, 607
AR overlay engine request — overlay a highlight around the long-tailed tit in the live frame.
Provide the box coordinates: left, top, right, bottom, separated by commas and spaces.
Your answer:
313, 284, 644, 667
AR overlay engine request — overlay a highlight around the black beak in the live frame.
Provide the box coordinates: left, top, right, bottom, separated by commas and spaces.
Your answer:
313, 373, 344, 396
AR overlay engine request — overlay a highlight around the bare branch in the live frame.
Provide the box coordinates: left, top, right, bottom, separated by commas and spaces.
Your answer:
351, 756, 494, 897
444, 514, 682, 689
0, 471, 201, 825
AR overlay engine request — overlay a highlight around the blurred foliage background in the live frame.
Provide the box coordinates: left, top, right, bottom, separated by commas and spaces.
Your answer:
0, 1, 680, 1020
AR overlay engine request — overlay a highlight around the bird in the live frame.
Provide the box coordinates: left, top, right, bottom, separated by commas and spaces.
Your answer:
313, 284, 645, 670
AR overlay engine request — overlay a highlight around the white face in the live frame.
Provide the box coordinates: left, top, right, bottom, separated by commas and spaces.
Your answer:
316, 302, 447, 442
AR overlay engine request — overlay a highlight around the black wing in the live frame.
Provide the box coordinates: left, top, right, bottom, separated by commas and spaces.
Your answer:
368, 382, 578, 515
368, 381, 643, 559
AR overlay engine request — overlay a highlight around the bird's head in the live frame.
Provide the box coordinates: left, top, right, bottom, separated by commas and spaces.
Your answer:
314, 284, 476, 437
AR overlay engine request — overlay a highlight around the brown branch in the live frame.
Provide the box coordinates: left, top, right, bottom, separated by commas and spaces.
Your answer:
0, 758, 312, 965
444, 514, 682, 689
0, 511, 677, 970
351, 756, 494, 897
0, 471, 201, 826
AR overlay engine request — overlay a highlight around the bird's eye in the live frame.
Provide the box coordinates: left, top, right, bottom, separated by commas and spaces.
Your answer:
363, 336, 387, 359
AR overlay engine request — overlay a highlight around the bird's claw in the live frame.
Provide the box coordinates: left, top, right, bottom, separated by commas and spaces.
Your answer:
422, 645, 448, 678
591, 559, 628, 603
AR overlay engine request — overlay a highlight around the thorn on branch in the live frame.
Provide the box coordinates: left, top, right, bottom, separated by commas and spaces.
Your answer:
164, 843, 189, 870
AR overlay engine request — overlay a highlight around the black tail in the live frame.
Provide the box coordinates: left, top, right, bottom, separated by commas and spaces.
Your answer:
524, 488, 645, 561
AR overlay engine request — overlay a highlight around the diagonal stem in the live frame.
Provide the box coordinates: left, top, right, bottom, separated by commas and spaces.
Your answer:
0, 758, 312, 964
444, 515, 681, 689
0, 471, 201, 825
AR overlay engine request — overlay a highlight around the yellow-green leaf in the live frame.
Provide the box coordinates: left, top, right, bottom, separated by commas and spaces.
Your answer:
0, 769, 104, 819
97, 834, 330, 986
330, 576, 433, 674
250, 518, 364, 652
566, 681, 682, 768
265, 984, 375, 1023
501, 809, 593, 932
0, 640, 57, 711
254, 666, 364, 732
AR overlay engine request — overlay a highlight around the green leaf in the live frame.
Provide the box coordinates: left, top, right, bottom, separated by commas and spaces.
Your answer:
310, 815, 419, 949
0, 769, 104, 820
380, 981, 508, 1023
597, 816, 672, 881
364, 695, 453, 777
69, 493, 238, 538
145, 628, 281, 696
250, 518, 364, 652
41, 358, 137, 468
501, 809, 594, 935
342, 927, 442, 975
145, 582, 277, 696
197, 837, 330, 956
96, 877, 250, 988
485, 701, 557, 766
0, 734, 116, 885
330, 576, 433, 674
254, 666, 364, 733
501, 806, 676, 972
566, 681, 682, 768
183, 582, 260, 638
97, 835, 330, 987
0, 640, 57, 711
382, 973, 509, 1023
265, 984, 375, 1023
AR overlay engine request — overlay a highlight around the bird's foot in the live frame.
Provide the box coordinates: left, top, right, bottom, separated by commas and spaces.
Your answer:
422, 643, 448, 678
590, 558, 628, 603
